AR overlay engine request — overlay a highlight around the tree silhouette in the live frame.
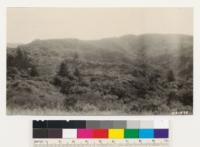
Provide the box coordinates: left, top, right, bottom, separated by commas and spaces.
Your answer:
74, 67, 80, 79
15, 47, 34, 70
30, 66, 39, 77
167, 70, 175, 82
58, 62, 69, 77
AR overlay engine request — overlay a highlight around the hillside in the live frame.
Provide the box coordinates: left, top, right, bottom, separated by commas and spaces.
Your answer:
7, 34, 193, 115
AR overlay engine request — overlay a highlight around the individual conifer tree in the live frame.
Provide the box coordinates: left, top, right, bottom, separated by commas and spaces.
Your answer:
167, 70, 175, 82
30, 66, 39, 77
58, 62, 69, 77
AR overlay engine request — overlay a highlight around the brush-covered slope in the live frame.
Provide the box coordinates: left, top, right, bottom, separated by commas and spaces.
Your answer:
7, 34, 193, 115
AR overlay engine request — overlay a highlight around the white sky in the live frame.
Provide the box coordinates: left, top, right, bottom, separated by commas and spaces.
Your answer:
7, 7, 193, 43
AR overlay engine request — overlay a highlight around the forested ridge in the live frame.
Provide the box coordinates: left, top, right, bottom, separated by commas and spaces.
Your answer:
7, 34, 193, 115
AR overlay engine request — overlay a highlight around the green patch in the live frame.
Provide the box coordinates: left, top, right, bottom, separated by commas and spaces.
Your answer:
124, 129, 139, 138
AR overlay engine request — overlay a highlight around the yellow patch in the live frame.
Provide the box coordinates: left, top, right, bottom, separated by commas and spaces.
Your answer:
108, 129, 124, 139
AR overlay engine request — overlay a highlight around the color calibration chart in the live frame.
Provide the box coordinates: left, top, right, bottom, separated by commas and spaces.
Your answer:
33, 120, 170, 147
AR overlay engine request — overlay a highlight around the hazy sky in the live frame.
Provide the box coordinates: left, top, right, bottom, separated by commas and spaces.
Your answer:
7, 7, 193, 43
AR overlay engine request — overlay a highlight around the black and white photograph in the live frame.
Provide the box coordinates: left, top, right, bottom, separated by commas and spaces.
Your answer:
7, 7, 193, 115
